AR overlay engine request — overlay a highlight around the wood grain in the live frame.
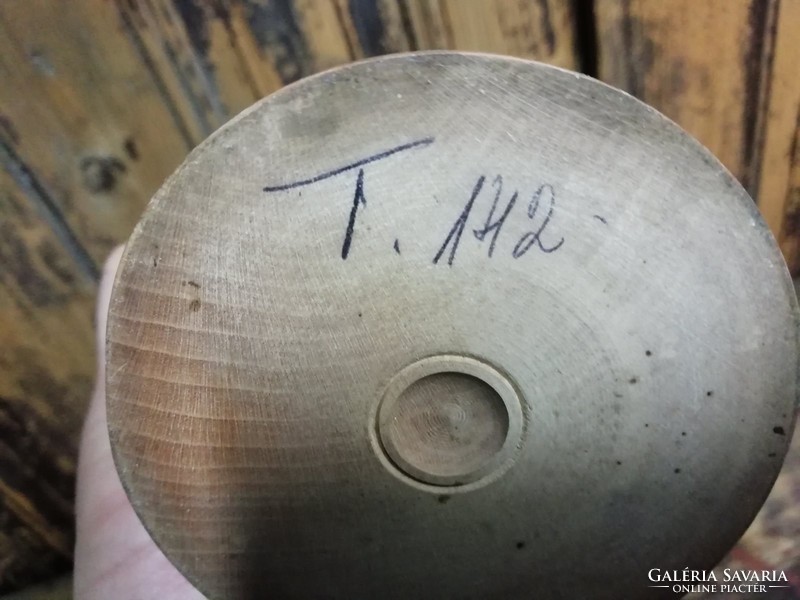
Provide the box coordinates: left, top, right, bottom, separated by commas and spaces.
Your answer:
405, 0, 578, 69
106, 52, 797, 600
595, 0, 777, 192
0, 166, 95, 592
756, 0, 800, 274
594, 0, 800, 274
2, 0, 800, 593
782, 127, 800, 275
0, 0, 191, 587
0, 0, 191, 265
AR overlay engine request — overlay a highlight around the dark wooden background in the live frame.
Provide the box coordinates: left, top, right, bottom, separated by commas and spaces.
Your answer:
1, 0, 799, 592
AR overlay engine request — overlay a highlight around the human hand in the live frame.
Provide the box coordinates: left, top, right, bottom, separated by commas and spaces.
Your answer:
73, 246, 206, 600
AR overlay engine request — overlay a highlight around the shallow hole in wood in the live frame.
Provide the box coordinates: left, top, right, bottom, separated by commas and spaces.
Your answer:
382, 371, 509, 480
375, 355, 525, 489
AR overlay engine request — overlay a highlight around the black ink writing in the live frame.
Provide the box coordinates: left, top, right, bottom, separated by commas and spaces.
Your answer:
261, 137, 582, 265
262, 137, 434, 192
263, 137, 434, 260
512, 184, 564, 258
472, 175, 517, 258
433, 175, 485, 266
434, 176, 565, 265
342, 169, 367, 259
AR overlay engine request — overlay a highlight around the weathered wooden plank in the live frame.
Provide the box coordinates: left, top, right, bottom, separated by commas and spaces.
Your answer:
0, 165, 95, 591
781, 128, 800, 275
227, 0, 318, 84
230, 0, 579, 71
0, 0, 190, 265
225, 0, 362, 83
113, 0, 223, 139
121, 0, 579, 130
343, 0, 413, 55
757, 0, 800, 274
115, 0, 265, 132
215, 2, 289, 97
595, 0, 777, 192
404, 0, 578, 69
293, 0, 356, 67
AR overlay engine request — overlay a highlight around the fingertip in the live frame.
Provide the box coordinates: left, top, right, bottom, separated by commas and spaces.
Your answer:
95, 244, 125, 347
94, 244, 126, 384
103, 244, 126, 281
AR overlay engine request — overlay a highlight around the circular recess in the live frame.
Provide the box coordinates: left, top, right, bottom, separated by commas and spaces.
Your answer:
106, 52, 798, 600
375, 355, 525, 488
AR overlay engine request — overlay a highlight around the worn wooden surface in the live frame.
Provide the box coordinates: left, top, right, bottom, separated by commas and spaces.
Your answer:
105, 51, 798, 600
1, 0, 799, 593
756, 0, 800, 275
0, 166, 94, 590
595, 0, 800, 272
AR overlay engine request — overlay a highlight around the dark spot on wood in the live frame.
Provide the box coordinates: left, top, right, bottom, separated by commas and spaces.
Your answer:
768, 452, 777, 457
37, 239, 75, 286
535, 0, 555, 54
681, 431, 686, 436
618, 4, 656, 99
209, 1, 230, 22
573, 0, 597, 76
739, 0, 777, 193
0, 113, 20, 144
616, 460, 622, 466
784, 188, 800, 240
674, 468, 681, 474
123, 136, 139, 161
186, 280, 200, 288
629, 377, 637, 384
393, 239, 400, 254
644, 423, 649, 428
706, 391, 713, 397
349, 0, 387, 56
645, 350, 652, 356
153, 256, 158, 268
773, 426, 785, 436
516, 540, 526, 550
438, 495, 450, 504
28, 48, 55, 76
396, 0, 418, 50
189, 299, 201, 312
0, 222, 65, 307
666, 57, 688, 97
592, 214, 608, 224
174, 0, 210, 58
242, 0, 310, 83
80, 156, 126, 193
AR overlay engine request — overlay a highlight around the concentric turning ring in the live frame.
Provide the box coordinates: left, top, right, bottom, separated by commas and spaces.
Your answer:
374, 355, 526, 488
